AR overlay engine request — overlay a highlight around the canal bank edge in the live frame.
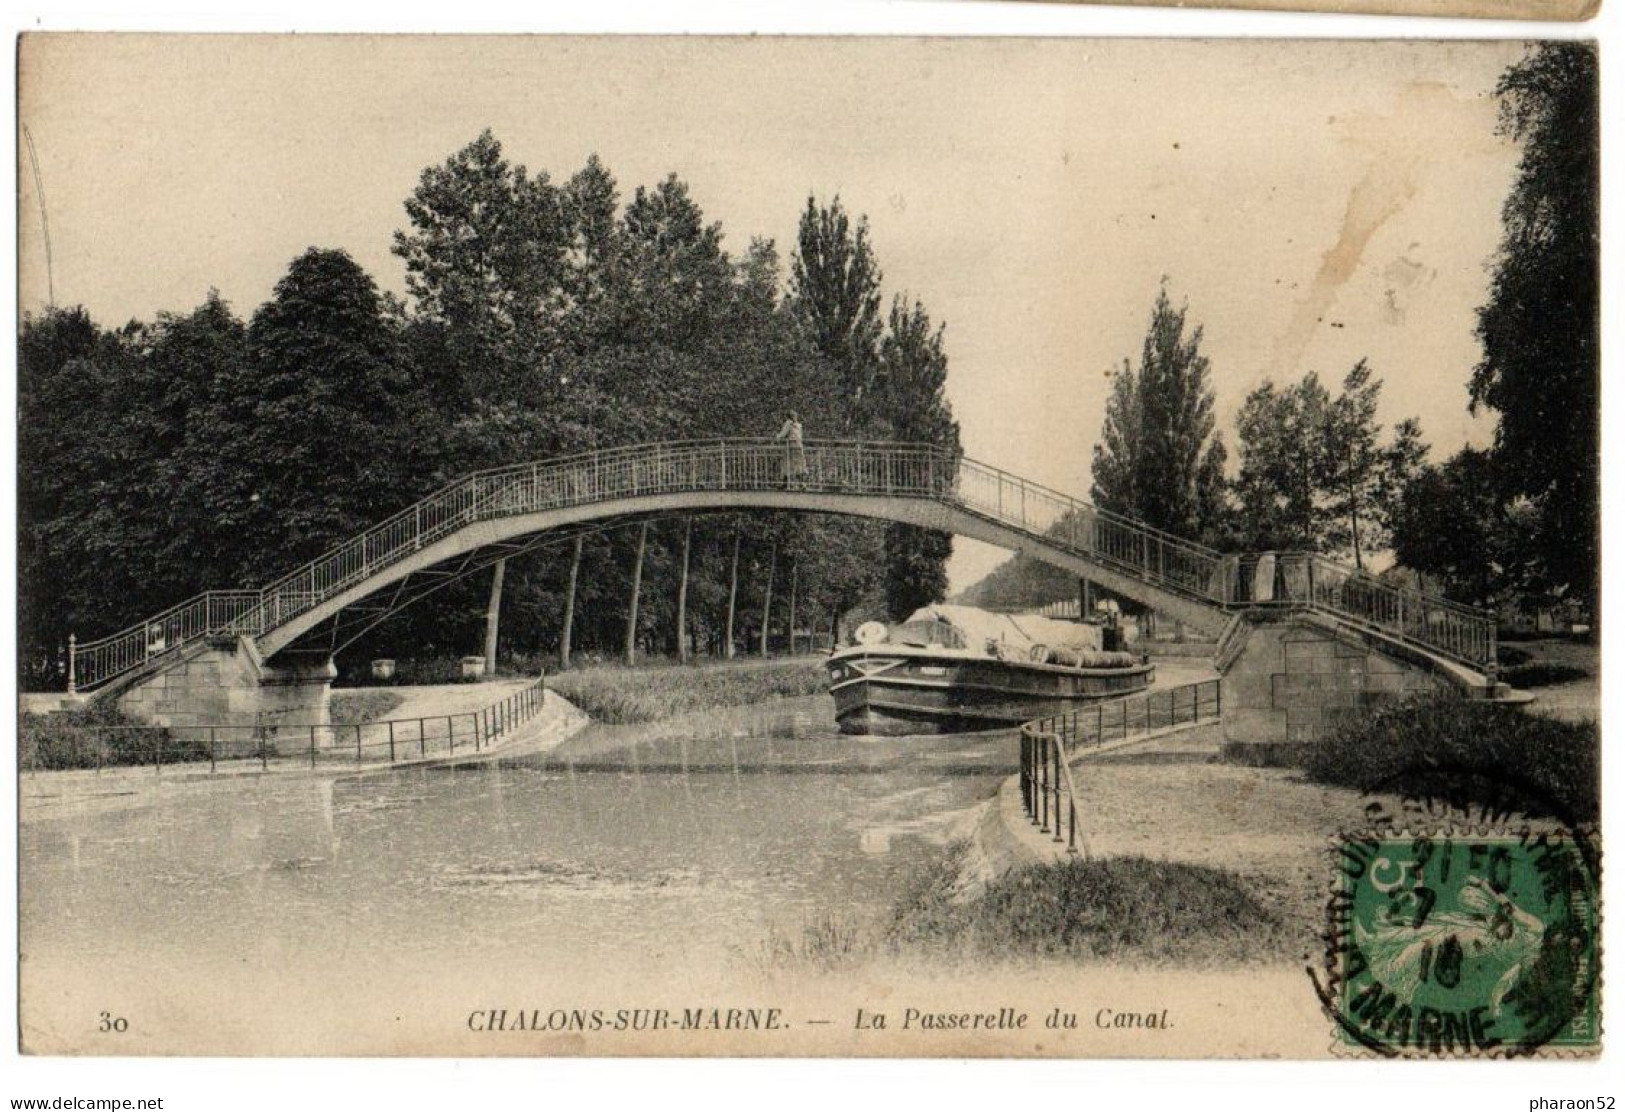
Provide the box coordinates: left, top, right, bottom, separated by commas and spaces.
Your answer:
951, 773, 1061, 902
18, 689, 592, 822
956, 715, 1229, 900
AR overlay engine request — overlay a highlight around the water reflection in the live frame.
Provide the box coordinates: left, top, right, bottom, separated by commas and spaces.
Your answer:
20, 696, 1009, 982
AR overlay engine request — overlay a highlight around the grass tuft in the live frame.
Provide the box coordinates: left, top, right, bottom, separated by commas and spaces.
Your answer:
19, 698, 200, 771
1503, 661, 1590, 688
758, 844, 1295, 973
882, 844, 1294, 967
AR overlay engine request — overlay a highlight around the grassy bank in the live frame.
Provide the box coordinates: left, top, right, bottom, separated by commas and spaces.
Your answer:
761, 843, 1294, 972
887, 847, 1294, 966
1498, 637, 1596, 689
547, 656, 828, 724
1291, 693, 1599, 824
329, 689, 405, 727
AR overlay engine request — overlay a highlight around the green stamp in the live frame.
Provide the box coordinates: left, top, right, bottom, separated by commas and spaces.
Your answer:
1322, 832, 1599, 1056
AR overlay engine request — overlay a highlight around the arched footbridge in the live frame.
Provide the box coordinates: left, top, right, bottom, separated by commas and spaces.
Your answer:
68, 439, 1500, 701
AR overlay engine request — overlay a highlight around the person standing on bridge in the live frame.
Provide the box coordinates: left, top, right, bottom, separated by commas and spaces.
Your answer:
775, 411, 808, 489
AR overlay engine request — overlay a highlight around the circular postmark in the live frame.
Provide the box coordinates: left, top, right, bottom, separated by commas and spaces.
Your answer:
1310, 767, 1600, 1058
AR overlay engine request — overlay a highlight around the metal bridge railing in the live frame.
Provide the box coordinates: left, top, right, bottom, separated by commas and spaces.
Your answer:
23, 675, 546, 775
1019, 679, 1223, 856
1271, 553, 1496, 673
67, 439, 1497, 693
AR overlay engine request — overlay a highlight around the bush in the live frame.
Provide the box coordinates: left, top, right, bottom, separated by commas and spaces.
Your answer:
1298, 693, 1598, 824
1503, 661, 1590, 688
19, 698, 208, 771
882, 845, 1293, 967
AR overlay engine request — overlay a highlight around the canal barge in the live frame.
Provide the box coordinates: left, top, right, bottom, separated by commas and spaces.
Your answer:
827, 604, 1152, 736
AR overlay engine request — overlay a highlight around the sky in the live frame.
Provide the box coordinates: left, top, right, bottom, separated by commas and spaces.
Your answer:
17, 35, 1528, 590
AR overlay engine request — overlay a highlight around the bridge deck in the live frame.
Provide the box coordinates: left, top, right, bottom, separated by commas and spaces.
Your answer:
68, 439, 1496, 694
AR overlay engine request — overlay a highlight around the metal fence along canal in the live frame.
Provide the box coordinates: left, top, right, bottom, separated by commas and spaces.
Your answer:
21, 676, 547, 775
1019, 679, 1223, 855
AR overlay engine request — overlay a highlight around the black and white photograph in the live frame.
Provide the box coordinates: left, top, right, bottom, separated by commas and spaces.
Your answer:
11, 29, 1604, 1078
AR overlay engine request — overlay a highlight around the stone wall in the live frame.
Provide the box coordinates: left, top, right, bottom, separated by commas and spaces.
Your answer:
1220, 612, 1450, 745
114, 636, 334, 736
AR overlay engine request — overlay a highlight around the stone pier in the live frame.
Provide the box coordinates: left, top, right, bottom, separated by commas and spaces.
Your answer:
1219, 610, 1453, 751
114, 635, 334, 736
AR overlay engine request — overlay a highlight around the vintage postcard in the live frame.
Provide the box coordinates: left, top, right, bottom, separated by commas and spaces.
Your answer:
15, 35, 1601, 1060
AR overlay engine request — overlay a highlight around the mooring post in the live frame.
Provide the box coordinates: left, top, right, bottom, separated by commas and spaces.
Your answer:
388, 720, 396, 762
309, 725, 317, 769
356, 723, 363, 764
209, 727, 217, 774
67, 633, 77, 695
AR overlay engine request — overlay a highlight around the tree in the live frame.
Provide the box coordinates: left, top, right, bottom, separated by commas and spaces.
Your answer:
18, 307, 152, 679
877, 296, 960, 619
789, 195, 883, 430
1392, 447, 1537, 607
1316, 362, 1427, 568
227, 248, 424, 583
391, 129, 570, 398
1471, 43, 1599, 611
1233, 374, 1327, 551
1233, 363, 1427, 562
561, 153, 621, 320
1090, 286, 1228, 544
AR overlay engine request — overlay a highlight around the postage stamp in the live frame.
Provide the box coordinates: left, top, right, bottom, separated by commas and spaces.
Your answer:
1319, 830, 1599, 1057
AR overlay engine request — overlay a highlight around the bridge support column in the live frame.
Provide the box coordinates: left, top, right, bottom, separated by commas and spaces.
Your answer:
1218, 611, 1450, 758
115, 636, 335, 737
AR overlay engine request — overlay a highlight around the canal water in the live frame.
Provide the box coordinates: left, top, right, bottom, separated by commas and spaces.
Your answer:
19, 696, 1011, 1025
22, 663, 1230, 1053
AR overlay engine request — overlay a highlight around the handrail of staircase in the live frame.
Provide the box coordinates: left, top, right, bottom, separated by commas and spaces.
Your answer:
1264, 552, 1497, 671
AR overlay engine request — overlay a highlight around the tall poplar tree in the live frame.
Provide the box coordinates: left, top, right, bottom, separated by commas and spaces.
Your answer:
877, 296, 960, 619
1090, 286, 1227, 544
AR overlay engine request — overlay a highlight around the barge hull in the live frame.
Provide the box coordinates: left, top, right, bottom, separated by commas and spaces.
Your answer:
828, 652, 1154, 736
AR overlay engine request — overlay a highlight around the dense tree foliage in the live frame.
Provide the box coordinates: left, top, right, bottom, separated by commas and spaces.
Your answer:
878, 296, 960, 620
1233, 363, 1424, 565
1470, 43, 1599, 611
1090, 287, 1228, 546
18, 136, 964, 687
1391, 448, 1544, 607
